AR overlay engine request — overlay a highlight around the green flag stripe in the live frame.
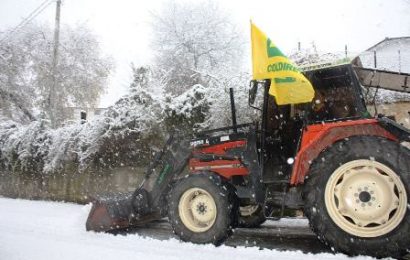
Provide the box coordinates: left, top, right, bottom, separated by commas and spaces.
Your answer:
267, 38, 285, 58
274, 77, 296, 83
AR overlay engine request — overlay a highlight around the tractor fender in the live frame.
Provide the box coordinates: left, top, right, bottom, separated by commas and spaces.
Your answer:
377, 116, 410, 142
290, 118, 398, 185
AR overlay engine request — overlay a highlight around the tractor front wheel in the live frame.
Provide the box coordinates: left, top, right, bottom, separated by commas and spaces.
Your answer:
303, 136, 409, 258
168, 173, 236, 245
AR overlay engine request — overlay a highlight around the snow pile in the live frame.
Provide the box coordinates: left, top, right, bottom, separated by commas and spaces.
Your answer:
0, 197, 375, 260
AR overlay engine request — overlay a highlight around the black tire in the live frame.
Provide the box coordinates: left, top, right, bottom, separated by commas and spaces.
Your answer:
167, 173, 236, 245
238, 204, 266, 228
303, 136, 410, 258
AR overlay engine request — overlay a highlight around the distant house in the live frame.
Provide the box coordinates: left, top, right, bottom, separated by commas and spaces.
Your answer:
357, 36, 410, 73
354, 37, 410, 128
63, 107, 107, 123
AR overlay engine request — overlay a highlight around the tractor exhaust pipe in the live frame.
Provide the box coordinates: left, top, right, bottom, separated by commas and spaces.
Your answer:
229, 88, 237, 133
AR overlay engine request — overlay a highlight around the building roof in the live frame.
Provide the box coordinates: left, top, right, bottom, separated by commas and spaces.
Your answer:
365, 36, 410, 51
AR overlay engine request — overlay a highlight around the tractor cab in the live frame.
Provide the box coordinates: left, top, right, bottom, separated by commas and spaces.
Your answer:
249, 64, 369, 183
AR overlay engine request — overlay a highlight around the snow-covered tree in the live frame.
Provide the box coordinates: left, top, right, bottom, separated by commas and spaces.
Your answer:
0, 23, 114, 125
150, 0, 246, 95
163, 84, 210, 134
143, 0, 256, 132
129, 65, 152, 93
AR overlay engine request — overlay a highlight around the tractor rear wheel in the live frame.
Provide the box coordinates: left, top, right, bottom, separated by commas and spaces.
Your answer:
168, 173, 236, 245
303, 136, 409, 258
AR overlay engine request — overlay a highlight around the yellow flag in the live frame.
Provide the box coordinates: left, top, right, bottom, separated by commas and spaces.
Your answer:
251, 22, 315, 105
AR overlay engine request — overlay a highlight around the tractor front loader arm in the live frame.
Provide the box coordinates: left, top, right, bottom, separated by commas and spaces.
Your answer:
86, 133, 192, 232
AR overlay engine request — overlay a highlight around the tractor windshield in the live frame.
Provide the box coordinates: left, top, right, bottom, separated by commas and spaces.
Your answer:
302, 64, 368, 123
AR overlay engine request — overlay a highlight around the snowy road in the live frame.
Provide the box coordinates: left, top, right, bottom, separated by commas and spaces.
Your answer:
0, 197, 376, 260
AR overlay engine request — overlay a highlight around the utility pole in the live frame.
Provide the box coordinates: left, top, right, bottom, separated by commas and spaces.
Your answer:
345, 44, 348, 60
398, 49, 401, 73
49, 0, 61, 128
373, 50, 377, 69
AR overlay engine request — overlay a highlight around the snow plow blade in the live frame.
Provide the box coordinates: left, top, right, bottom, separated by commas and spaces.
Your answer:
85, 133, 191, 233
86, 194, 134, 232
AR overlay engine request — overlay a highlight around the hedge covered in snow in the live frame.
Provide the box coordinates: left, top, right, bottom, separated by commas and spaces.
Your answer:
0, 82, 255, 176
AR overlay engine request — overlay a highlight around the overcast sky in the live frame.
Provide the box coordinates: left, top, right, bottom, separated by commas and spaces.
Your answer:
1, 0, 409, 107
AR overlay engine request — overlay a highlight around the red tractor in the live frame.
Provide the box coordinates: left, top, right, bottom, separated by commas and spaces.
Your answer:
87, 63, 410, 258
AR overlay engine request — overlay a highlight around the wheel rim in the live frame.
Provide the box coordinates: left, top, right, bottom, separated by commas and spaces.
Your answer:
239, 205, 259, 217
325, 159, 407, 237
178, 188, 217, 233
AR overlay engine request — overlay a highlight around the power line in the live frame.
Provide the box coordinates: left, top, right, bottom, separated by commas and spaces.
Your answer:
14, 0, 51, 27
0, 0, 54, 44
0, 0, 52, 43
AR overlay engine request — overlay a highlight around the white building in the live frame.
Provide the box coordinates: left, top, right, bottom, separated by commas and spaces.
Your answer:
352, 37, 410, 127
357, 36, 410, 73
63, 107, 106, 124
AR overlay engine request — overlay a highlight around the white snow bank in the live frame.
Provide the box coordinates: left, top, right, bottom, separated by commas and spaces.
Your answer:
0, 197, 375, 260
263, 217, 309, 228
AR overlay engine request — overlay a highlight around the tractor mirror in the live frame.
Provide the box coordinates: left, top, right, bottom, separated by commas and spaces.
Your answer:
249, 80, 258, 105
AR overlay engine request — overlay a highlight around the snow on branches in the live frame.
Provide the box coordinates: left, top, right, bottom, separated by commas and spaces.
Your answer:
0, 89, 163, 174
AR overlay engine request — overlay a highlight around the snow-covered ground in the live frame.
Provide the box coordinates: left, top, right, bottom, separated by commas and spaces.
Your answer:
0, 197, 375, 260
